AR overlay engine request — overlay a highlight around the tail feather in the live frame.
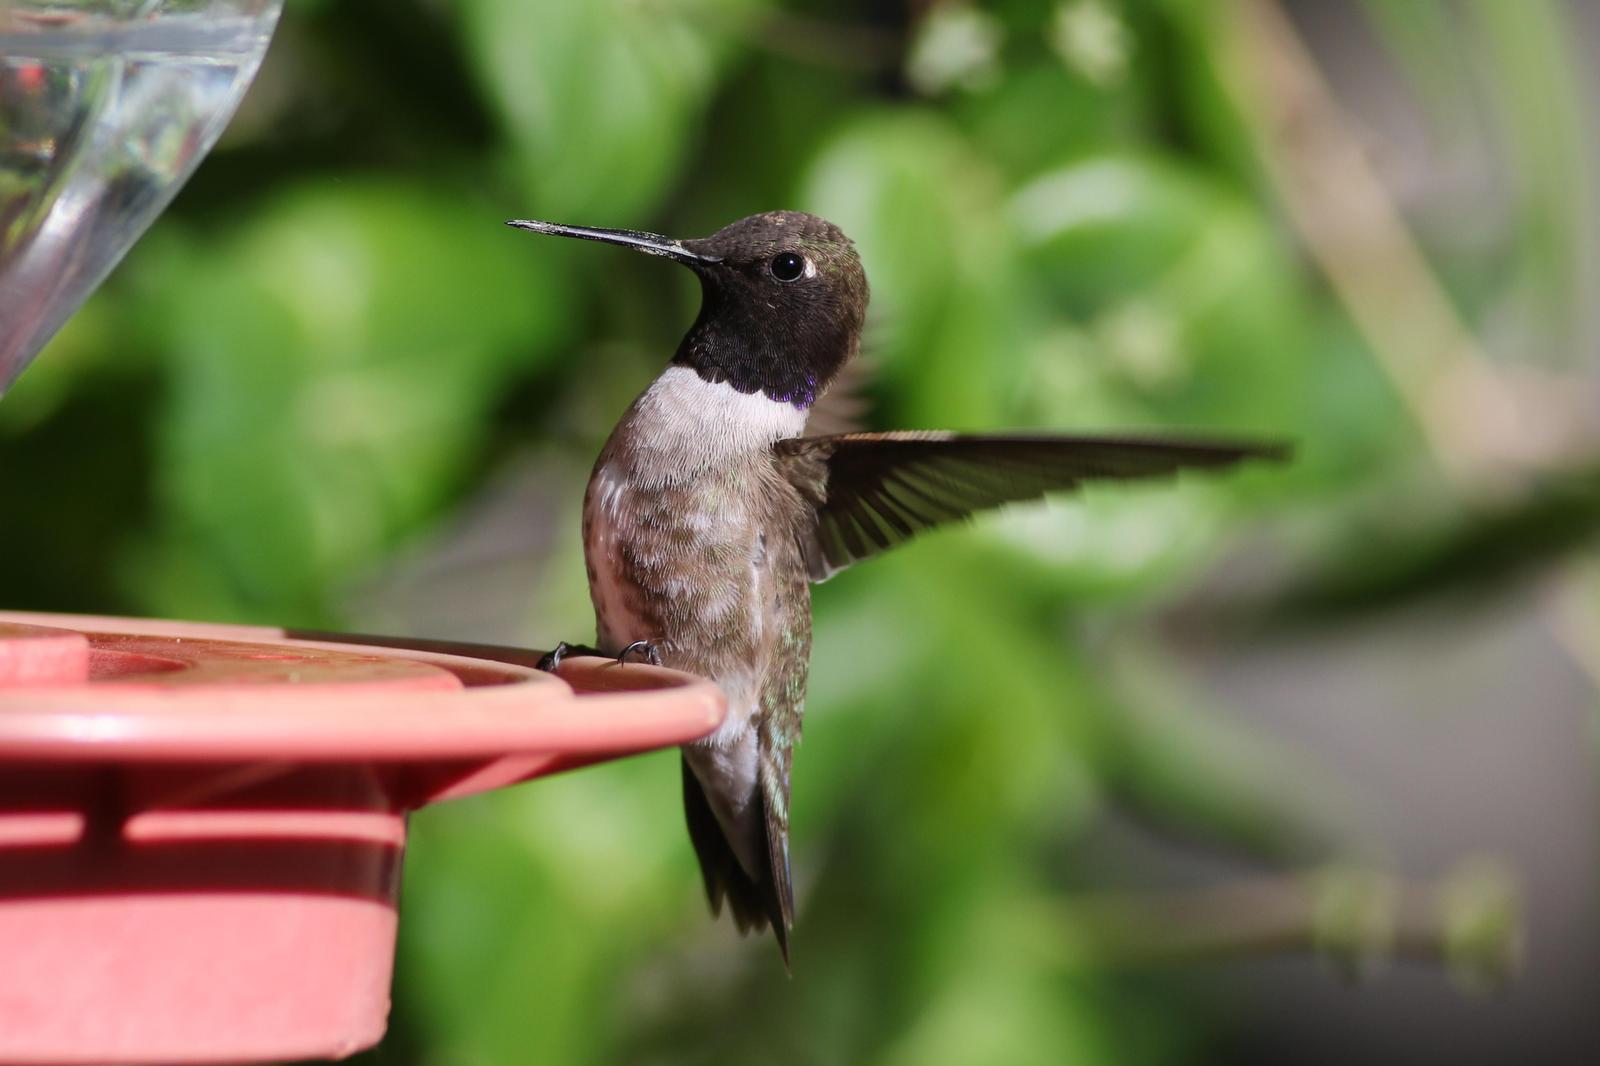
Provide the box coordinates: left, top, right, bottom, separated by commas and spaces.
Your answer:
681, 755, 792, 967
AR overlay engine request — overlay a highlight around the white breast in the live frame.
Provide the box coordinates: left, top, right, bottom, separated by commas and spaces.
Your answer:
583, 365, 805, 648
621, 367, 808, 486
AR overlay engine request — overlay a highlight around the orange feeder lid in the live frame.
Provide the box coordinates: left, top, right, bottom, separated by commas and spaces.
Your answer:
0, 611, 724, 1065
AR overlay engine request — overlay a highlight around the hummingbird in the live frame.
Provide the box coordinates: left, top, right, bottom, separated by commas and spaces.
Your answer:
509, 210, 1285, 965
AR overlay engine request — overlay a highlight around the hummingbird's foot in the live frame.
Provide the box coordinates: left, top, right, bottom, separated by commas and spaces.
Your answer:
535, 641, 605, 672
617, 639, 664, 667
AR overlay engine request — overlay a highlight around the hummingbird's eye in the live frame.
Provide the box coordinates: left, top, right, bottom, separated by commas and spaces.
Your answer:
769, 252, 806, 282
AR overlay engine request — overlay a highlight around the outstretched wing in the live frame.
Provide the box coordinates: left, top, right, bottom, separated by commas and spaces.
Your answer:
776, 431, 1288, 581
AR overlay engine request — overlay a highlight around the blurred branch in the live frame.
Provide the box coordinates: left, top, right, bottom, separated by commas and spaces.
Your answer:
1048, 859, 1522, 992
1221, 0, 1598, 487
1221, 0, 1600, 695
1254, 464, 1600, 626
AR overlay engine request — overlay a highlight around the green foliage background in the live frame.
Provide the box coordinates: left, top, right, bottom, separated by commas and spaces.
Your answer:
2, 1, 1593, 1063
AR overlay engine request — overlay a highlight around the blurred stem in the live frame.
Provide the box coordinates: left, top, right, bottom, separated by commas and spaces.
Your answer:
1219, 0, 1595, 486
1046, 860, 1521, 991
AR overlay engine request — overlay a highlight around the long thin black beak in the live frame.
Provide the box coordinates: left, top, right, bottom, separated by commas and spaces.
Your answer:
506, 219, 718, 267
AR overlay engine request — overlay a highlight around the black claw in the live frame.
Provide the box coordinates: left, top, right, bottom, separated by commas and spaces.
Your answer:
536, 641, 603, 672
617, 639, 663, 667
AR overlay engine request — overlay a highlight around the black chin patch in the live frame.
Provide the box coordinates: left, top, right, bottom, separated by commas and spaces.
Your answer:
685, 361, 816, 409
670, 252, 856, 411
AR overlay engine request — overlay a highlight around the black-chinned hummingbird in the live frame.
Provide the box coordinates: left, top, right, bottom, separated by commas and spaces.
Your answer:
509, 211, 1285, 965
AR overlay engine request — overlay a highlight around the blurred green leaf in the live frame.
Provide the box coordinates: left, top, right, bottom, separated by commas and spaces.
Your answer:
803, 110, 1023, 427
460, 0, 763, 220
1012, 153, 1308, 432
127, 180, 567, 622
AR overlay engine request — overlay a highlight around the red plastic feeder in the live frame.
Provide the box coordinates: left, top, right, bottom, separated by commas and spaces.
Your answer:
0, 611, 724, 1065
